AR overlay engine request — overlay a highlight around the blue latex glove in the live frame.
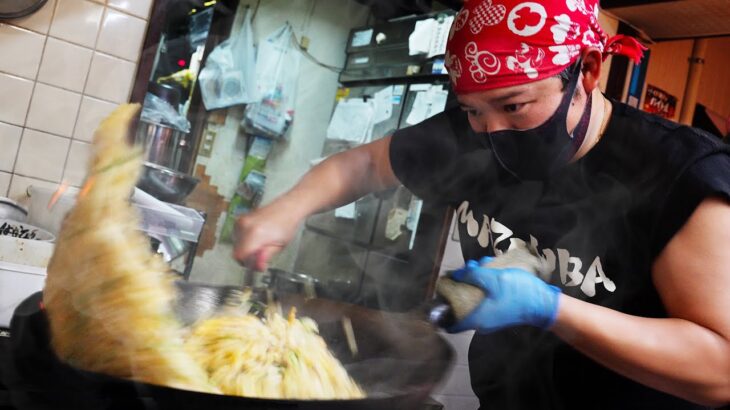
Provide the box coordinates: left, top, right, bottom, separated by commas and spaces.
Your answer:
448, 257, 562, 334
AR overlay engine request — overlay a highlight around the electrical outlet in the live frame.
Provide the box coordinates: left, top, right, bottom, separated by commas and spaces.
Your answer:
198, 130, 217, 158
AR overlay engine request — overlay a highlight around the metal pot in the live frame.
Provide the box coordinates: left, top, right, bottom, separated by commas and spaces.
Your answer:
135, 120, 189, 172
0, 197, 28, 223
7, 285, 454, 410
136, 162, 199, 204
0, 0, 48, 20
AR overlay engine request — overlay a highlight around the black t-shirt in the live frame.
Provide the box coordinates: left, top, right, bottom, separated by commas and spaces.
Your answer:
390, 100, 730, 410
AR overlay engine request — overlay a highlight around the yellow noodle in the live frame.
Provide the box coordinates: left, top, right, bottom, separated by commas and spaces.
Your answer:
43, 104, 364, 400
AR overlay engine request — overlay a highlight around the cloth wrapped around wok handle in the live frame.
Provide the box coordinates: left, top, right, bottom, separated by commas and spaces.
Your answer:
428, 244, 551, 328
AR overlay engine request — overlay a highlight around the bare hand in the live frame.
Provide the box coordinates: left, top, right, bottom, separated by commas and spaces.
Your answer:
232, 202, 303, 271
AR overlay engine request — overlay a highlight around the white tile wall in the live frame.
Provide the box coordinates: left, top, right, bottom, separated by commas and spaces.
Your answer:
85, 52, 137, 103
7, 175, 58, 201
0, 122, 23, 173
10, 0, 56, 34
14, 129, 71, 182
37, 37, 94, 92
26, 83, 82, 137
107, 0, 153, 20
63, 141, 92, 186
0, 172, 11, 197
50, 0, 105, 48
0, 73, 34, 126
74, 96, 117, 142
0, 24, 45, 80
0, 0, 151, 200
96, 9, 147, 62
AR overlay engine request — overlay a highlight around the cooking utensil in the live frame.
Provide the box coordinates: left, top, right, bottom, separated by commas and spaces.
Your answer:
136, 120, 189, 171
7, 283, 454, 410
0, 0, 47, 20
136, 162, 199, 204
428, 244, 552, 328
0, 219, 55, 242
0, 197, 28, 223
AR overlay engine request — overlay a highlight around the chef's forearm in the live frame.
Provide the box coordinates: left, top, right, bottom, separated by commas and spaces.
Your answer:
551, 295, 730, 407
274, 136, 398, 218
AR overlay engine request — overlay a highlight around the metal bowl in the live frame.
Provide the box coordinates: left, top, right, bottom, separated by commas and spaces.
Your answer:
136, 162, 199, 204
0, 197, 28, 222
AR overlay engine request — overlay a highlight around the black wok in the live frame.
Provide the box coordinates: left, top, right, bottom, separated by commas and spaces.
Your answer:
6, 282, 454, 410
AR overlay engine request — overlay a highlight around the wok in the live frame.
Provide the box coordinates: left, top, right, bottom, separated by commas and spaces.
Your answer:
6, 282, 454, 410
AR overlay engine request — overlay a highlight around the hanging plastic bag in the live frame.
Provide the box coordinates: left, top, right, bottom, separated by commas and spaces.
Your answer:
140, 93, 191, 133
242, 23, 301, 139
198, 6, 257, 110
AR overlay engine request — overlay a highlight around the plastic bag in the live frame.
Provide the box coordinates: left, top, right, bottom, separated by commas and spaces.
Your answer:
242, 23, 301, 139
198, 6, 257, 110
141, 93, 191, 133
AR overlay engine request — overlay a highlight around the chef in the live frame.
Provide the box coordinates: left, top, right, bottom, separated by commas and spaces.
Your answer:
234, 0, 730, 408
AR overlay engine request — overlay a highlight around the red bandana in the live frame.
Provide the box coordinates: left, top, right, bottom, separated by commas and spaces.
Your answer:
445, 0, 647, 94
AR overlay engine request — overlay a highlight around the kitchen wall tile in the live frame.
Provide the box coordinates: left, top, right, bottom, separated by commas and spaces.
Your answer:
0, 24, 46, 80
63, 141, 92, 186
7, 0, 57, 35
0, 122, 23, 173
37, 37, 93, 92
96, 9, 147, 62
26, 83, 82, 137
107, 0, 153, 20
49, 0, 104, 48
14, 129, 71, 183
85, 52, 136, 103
7, 174, 60, 202
0, 172, 10, 197
0, 73, 34, 126
74, 96, 117, 142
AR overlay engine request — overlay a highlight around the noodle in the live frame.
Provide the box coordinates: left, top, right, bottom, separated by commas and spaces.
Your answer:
43, 104, 364, 400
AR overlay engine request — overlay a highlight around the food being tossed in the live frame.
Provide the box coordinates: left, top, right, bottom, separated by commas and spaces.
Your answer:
43, 104, 364, 400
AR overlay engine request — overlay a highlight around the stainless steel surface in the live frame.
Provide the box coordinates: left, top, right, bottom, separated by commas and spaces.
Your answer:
135, 120, 189, 172
0, 197, 28, 223
136, 162, 199, 204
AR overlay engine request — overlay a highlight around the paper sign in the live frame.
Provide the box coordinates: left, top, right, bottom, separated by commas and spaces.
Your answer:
327, 99, 375, 143
373, 86, 394, 124
351, 29, 373, 47
335, 202, 357, 219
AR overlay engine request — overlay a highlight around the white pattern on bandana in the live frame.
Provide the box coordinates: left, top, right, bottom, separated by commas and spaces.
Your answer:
582, 30, 600, 47
469, 0, 507, 34
506, 43, 545, 79
449, 8, 470, 40
551, 13, 581, 44
507, 2, 547, 37
566, 0, 591, 15
549, 44, 581, 65
465, 41, 501, 84
445, 51, 463, 85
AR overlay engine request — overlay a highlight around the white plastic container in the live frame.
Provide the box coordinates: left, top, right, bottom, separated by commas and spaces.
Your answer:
0, 236, 54, 328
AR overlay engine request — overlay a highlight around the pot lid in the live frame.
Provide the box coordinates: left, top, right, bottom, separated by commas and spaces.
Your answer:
0, 197, 29, 216
0, 0, 48, 20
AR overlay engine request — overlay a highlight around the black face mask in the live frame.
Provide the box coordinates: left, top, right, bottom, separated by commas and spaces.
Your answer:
481, 60, 592, 181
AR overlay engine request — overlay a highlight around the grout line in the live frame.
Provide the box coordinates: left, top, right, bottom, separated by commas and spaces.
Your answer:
0, 74, 120, 121
5, 0, 147, 37
8, 0, 57, 178
63, 2, 109, 184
